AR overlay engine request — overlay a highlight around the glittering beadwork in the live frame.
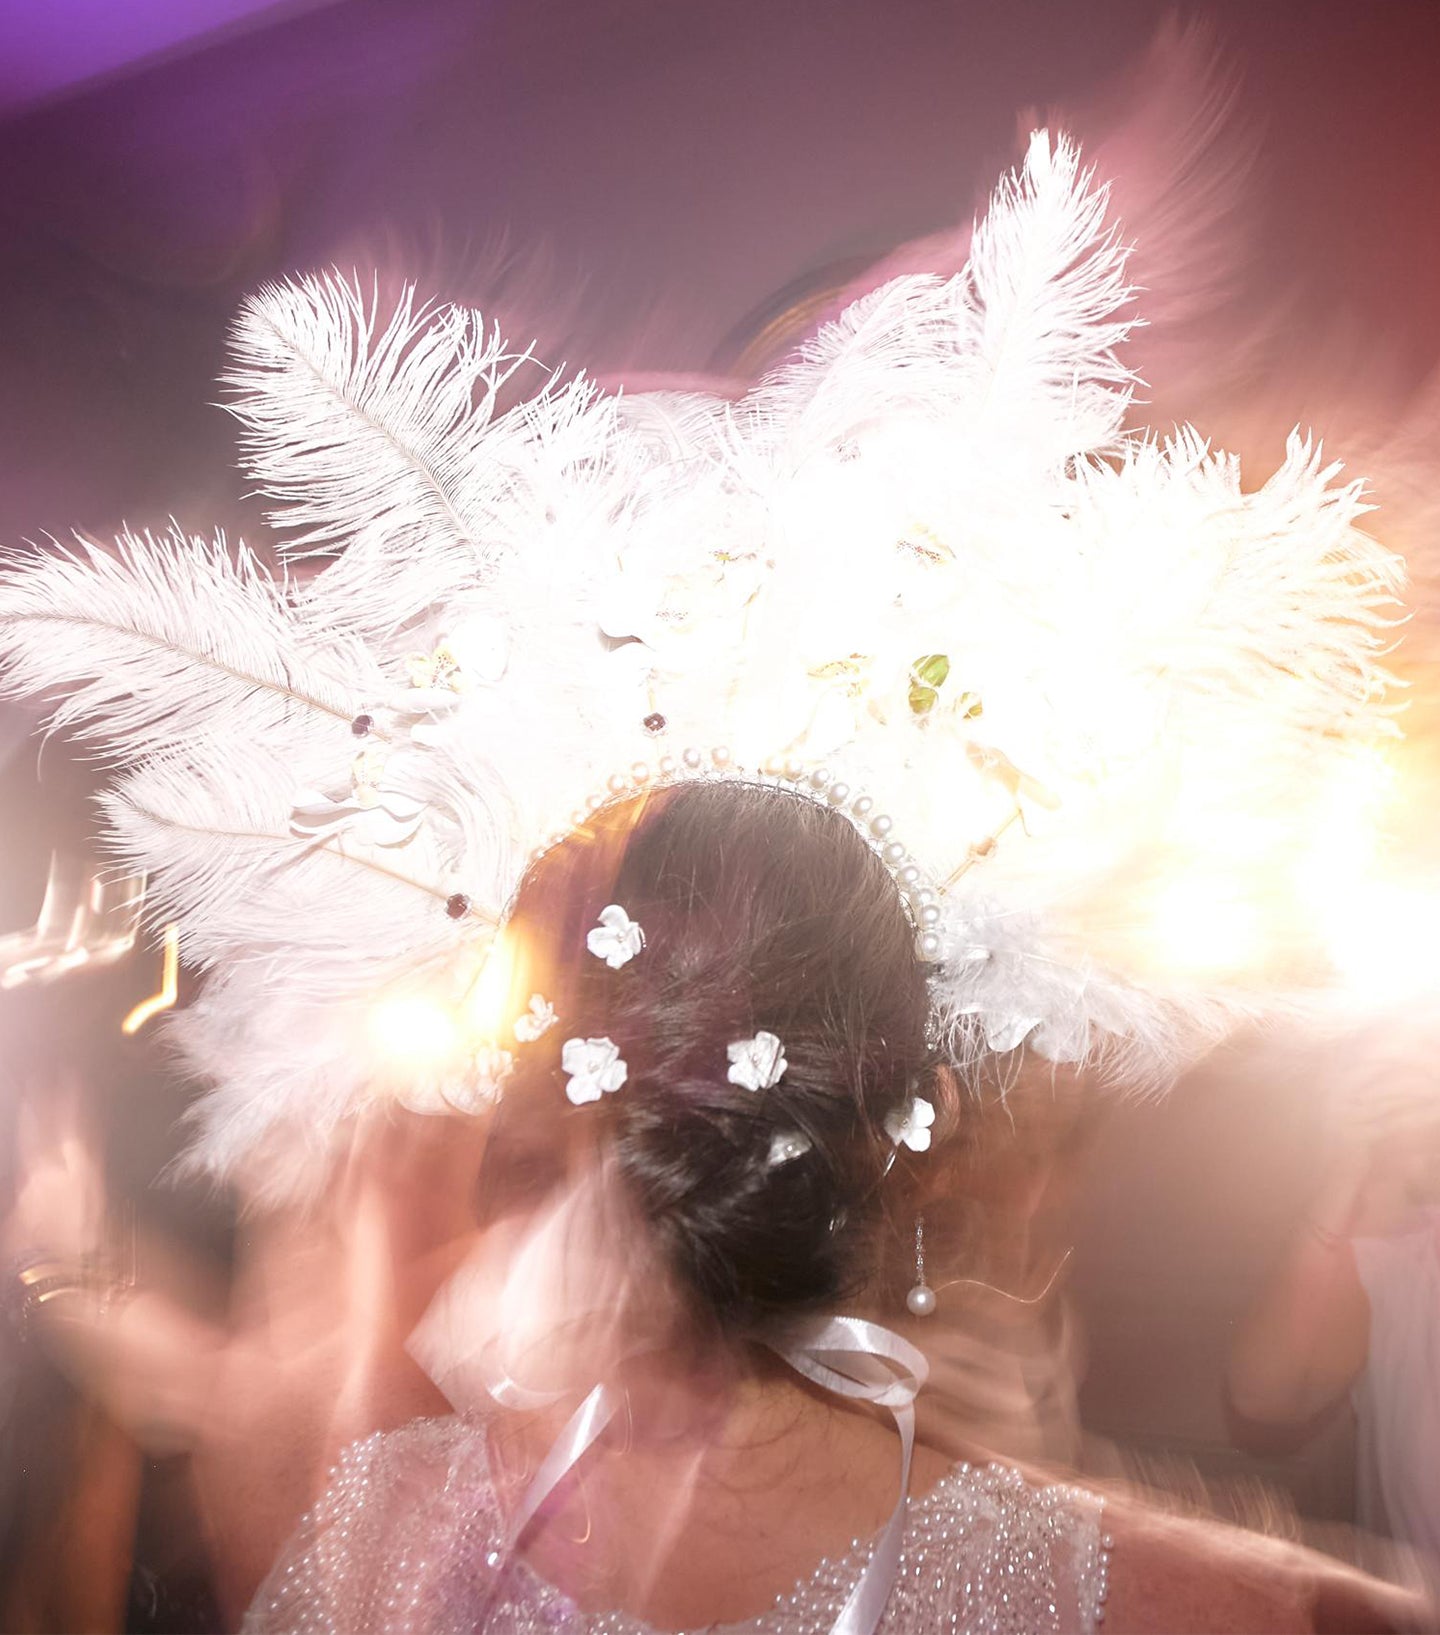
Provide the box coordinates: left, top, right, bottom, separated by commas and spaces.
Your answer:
244, 1417, 1111, 1635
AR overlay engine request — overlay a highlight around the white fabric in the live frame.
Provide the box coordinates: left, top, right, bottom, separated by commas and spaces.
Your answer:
1352, 1208, 1440, 1583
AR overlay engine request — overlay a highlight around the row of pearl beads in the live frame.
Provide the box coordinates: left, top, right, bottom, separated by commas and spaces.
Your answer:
773, 760, 946, 963
529, 746, 737, 859
540, 748, 946, 964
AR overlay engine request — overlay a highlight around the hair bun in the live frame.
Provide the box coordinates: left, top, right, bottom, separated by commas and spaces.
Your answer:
497, 780, 933, 1335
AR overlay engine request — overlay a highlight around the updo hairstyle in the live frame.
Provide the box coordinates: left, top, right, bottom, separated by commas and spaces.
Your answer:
485, 779, 938, 1339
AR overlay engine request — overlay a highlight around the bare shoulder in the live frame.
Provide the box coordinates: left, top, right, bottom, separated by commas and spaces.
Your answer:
1099, 1499, 1431, 1635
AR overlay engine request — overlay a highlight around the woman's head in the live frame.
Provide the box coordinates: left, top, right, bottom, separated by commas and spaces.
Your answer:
483, 779, 937, 1343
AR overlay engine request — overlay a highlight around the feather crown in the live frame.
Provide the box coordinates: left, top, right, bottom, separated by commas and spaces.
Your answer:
0, 133, 1403, 1195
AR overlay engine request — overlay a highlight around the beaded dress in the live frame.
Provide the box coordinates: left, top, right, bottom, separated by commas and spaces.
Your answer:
244, 1417, 1113, 1635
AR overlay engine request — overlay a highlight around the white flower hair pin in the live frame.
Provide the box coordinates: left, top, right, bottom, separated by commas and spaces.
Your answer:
514, 993, 558, 1043
561, 1036, 628, 1105
884, 1095, 936, 1152
727, 1030, 788, 1092
586, 904, 645, 969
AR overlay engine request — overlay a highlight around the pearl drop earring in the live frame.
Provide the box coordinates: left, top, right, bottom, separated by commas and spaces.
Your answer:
906, 1213, 936, 1316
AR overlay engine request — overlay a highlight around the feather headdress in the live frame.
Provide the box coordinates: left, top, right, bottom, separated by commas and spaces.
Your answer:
0, 134, 1402, 1196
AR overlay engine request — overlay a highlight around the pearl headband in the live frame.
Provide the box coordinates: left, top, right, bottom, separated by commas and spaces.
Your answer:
539, 752, 947, 966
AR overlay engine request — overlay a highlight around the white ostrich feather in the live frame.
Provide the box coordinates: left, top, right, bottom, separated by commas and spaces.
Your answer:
955, 130, 1136, 460
1063, 430, 1401, 726
165, 969, 406, 1197
0, 527, 375, 773
747, 274, 965, 458
930, 890, 1255, 1098
100, 742, 467, 976
227, 273, 525, 558
226, 272, 617, 640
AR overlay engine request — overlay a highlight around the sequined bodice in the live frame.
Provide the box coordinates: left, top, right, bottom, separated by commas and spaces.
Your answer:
245, 1417, 1111, 1635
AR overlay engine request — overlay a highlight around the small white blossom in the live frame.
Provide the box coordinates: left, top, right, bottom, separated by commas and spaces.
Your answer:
884, 1095, 936, 1153
561, 1036, 628, 1106
585, 904, 645, 969
513, 993, 559, 1043
726, 1030, 788, 1092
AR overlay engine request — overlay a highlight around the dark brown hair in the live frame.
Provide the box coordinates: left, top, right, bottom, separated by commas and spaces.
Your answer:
484, 779, 936, 1337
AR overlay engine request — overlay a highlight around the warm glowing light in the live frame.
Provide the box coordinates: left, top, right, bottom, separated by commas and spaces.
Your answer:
368, 994, 461, 1064
463, 930, 522, 1041
121, 922, 180, 1034
1, 858, 145, 988
922, 751, 1023, 858
1146, 879, 1265, 975
369, 930, 527, 1080
1065, 673, 1164, 767
1289, 740, 1440, 1001
1292, 742, 1394, 913
1321, 880, 1440, 1004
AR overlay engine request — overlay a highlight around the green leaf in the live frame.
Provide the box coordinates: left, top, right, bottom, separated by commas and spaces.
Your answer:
908, 682, 938, 716
912, 653, 950, 689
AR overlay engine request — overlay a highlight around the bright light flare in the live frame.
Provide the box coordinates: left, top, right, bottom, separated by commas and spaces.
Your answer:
462, 929, 524, 1042
1146, 878, 1267, 976
1292, 742, 1395, 913
1321, 880, 1440, 1005
1290, 741, 1440, 1003
368, 994, 462, 1066
367, 929, 530, 1077
1, 857, 145, 988
921, 749, 1023, 862
121, 922, 180, 1034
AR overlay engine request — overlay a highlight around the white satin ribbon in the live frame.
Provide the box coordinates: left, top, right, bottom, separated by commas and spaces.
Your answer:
492, 1315, 927, 1635
503, 1380, 621, 1548
771, 1316, 929, 1635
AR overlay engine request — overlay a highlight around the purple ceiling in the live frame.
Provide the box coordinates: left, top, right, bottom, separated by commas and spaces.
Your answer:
0, 0, 335, 112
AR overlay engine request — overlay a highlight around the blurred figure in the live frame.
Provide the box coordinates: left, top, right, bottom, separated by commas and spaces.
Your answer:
0, 1085, 141, 1633
3, 1084, 490, 1626
1228, 1024, 1440, 1591
190, 1108, 488, 1622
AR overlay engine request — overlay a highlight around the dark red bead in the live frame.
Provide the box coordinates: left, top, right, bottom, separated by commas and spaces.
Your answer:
350, 713, 374, 737
642, 712, 667, 735
445, 893, 471, 920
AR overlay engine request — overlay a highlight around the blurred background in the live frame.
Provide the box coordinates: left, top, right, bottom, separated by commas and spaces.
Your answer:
1, 0, 1438, 1624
